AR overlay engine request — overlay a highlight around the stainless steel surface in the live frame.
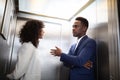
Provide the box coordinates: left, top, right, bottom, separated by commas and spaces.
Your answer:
108, 0, 120, 80
0, 35, 10, 79
0, 0, 119, 80
0, 0, 17, 80
0, 0, 7, 31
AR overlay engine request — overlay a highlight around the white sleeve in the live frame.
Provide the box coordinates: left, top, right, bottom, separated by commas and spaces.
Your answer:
7, 43, 34, 79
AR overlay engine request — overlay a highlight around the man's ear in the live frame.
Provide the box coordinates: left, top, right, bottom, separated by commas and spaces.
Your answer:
83, 26, 87, 32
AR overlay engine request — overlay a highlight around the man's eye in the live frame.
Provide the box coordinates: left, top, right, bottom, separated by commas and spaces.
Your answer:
73, 25, 79, 28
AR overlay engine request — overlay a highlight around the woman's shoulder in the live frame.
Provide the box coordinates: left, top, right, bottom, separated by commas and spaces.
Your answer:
23, 42, 35, 47
18, 42, 36, 55
20, 42, 36, 50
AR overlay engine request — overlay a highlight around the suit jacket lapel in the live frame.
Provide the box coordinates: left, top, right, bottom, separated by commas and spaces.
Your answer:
74, 35, 88, 55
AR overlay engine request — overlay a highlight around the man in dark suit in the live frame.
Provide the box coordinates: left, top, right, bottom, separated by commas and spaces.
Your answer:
50, 17, 96, 80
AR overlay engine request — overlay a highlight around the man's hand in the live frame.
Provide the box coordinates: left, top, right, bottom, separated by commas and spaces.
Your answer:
83, 60, 93, 69
50, 46, 62, 56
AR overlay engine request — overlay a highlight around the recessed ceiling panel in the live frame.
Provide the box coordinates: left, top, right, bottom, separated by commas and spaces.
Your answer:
19, 0, 92, 20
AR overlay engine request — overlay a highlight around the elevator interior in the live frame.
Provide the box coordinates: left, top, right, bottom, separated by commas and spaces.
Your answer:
0, 0, 120, 80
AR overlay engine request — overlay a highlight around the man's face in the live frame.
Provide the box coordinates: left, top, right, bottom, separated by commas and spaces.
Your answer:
72, 20, 86, 38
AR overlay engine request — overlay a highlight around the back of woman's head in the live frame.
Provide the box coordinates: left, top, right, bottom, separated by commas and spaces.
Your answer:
19, 20, 44, 47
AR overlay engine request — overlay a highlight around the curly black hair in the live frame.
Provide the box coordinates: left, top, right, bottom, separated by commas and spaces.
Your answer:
19, 20, 44, 47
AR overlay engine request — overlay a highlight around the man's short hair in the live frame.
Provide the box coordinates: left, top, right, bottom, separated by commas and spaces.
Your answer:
75, 17, 89, 28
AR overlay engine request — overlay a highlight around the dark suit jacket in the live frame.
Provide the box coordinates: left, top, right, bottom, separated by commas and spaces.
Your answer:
60, 35, 96, 80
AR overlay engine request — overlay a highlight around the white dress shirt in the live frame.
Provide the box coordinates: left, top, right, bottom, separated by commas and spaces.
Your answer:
75, 35, 85, 50
7, 42, 41, 80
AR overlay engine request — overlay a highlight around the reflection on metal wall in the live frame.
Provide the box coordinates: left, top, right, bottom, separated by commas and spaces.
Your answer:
38, 22, 63, 80
0, 0, 7, 31
95, 23, 109, 80
108, 0, 120, 80
0, 0, 17, 80
0, 35, 10, 80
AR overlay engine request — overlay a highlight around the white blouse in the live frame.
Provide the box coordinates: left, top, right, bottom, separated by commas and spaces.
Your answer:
7, 42, 41, 80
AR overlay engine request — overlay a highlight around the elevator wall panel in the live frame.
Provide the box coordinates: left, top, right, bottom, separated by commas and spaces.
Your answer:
0, 35, 10, 80
0, 0, 17, 79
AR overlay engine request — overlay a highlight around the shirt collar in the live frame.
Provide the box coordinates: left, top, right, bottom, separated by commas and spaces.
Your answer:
77, 35, 86, 43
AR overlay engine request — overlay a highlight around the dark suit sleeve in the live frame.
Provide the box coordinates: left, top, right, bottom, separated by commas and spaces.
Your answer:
61, 45, 75, 68
60, 39, 96, 68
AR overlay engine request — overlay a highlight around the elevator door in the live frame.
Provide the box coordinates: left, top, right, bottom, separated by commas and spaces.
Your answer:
38, 22, 62, 80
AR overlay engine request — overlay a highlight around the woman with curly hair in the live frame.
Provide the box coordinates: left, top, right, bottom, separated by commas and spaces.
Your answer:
7, 20, 45, 80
